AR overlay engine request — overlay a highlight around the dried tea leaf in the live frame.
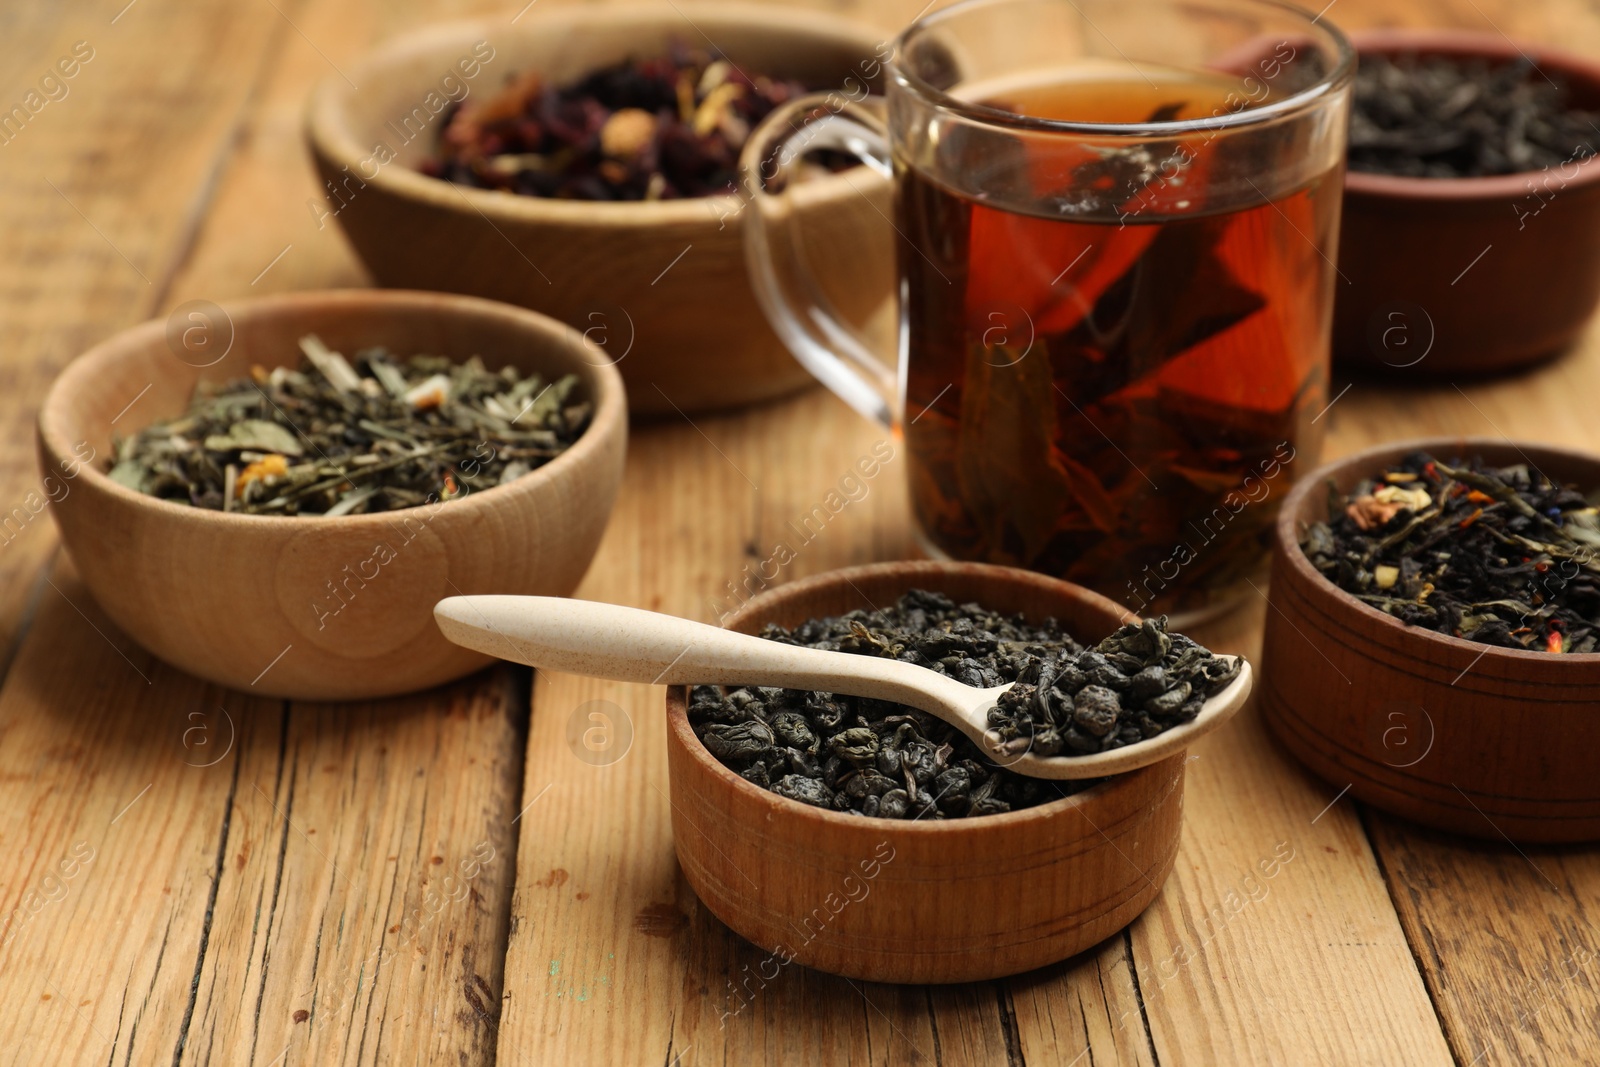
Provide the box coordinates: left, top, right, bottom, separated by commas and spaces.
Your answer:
204, 419, 305, 457
108, 460, 146, 492
298, 334, 362, 393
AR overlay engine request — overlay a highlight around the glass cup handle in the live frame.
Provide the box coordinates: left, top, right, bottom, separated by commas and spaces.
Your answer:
739, 96, 897, 427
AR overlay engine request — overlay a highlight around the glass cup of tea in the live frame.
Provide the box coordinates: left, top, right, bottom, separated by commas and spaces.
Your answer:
740, 0, 1354, 624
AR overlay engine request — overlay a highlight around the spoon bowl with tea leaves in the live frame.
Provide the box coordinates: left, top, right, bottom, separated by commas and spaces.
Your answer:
434, 595, 1252, 779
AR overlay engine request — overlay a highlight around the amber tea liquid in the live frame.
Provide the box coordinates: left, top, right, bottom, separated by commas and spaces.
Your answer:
898, 68, 1339, 619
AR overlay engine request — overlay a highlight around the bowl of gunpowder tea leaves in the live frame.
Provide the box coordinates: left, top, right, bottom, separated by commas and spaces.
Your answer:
38, 290, 626, 701
664, 560, 1218, 983
304, 4, 894, 415
1260, 438, 1600, 844
1334, 29, 1600, 375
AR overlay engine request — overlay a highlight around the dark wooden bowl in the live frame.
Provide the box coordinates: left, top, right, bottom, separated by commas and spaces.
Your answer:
1260, 438, 1600, 842
1334, 30, 1600, 377
665, 561, 1186, 984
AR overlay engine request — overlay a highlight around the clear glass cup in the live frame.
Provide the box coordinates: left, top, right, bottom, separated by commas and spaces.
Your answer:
740, 0, 1354, 624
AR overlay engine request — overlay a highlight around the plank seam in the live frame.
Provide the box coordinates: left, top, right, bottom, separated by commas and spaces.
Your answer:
1357, 804, 1463, 1066
996, 984, 1025, 1067
171, 739, 244, 1066
354, 763, 428, 1065
923, 988, 945, 1067
107, 980, 130, 1067
488, 664, 536, 1067
1125, 928, 1161, 1067
660, 1009, 677, 1067
247, 707, 294, 1065
486, 662, 537, 1062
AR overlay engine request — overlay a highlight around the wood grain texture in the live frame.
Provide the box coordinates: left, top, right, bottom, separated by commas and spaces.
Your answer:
0, 563, 270, 1067
1318, 2, 1600, 1062
495, 391, 998, 1062
4, 0, 1600, 1063
495, 385, 1452, 1063
1133, 617, 1454, 1066
181, 668, 526, 1066
1365, 811, 1600, 1067
1008, 934, 1159, 1066
0, 0, 300, 1062
1, 5, 539, 1066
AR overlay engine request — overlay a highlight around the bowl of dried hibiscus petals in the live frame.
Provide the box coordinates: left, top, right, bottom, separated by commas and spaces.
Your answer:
306, 3, 894, 414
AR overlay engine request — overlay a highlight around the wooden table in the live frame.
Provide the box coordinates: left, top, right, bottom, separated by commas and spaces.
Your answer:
2, 0, 1598, 1063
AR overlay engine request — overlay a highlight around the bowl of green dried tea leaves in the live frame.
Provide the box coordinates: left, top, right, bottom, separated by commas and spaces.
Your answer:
107, 333, 589, 516
38, 289, 627, 700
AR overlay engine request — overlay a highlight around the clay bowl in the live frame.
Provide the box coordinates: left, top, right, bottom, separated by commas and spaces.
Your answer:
37, 290, 626, 701
665, 561, 1188, 984
1334, 30, 1600, 377
305, 4, 893, 416
1260, 438, 1600, 843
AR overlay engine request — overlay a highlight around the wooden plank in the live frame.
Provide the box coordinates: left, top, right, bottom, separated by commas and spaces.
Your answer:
0, 5, 537, 1066
0, 577, 525, 1067
0, 562, 277, 1064
0, 0, 288, 667
180, 668, 526, 1066
497, 387, 1452, 1067
1364, 814, 1600, 1067
9, 0, 1600, 1062
1126, 609, 1455, 1065
1309, 318, 1600, 1067
497, 392, 1457, 1066
1009, 935, 1158, 1066
0, 1, 315, 1061
151, 0, 394, 302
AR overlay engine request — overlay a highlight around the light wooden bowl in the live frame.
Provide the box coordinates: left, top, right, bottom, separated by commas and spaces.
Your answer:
37, 290, 627, 701
665, 561, 1187, 984
1260, 438, 1600, 842
304, 4, 893, 416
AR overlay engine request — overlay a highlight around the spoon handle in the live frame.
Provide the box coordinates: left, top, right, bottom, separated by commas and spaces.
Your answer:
433, 595, 971, 705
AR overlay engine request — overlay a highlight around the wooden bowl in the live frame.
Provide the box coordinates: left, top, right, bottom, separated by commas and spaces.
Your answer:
665, 561, 1186, 984
37, 290, 626, 701
1260, 438, 1600, 842
304, 4, 893, 416
1334, 30, 1600, 377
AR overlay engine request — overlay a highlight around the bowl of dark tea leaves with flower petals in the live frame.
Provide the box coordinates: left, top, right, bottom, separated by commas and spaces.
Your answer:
661, 561, 1233, 984
1335, 29, 1600, 376
36, 289, 626, 701
304, 3, 893, 415
1260, 437, 1600, 843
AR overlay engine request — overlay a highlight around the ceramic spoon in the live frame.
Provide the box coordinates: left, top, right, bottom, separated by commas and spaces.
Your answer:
433, 595, 1252, 780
